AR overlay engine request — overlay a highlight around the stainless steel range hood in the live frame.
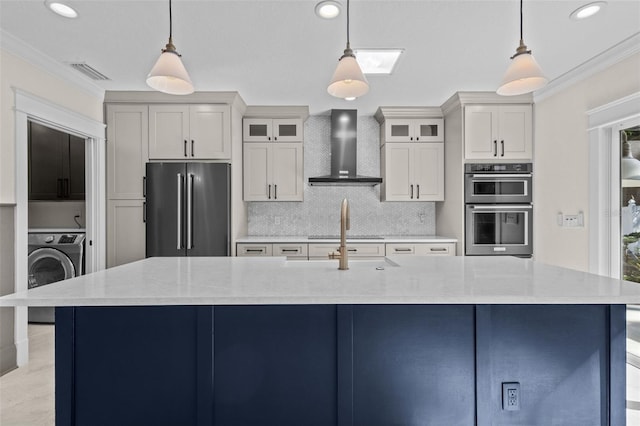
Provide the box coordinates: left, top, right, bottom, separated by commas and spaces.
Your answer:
308, 109, 382, 186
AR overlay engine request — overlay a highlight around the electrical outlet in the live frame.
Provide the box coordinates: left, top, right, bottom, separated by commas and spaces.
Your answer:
563, 215, 579, 227
502, 382, 520, 411
274, 216, 281, 225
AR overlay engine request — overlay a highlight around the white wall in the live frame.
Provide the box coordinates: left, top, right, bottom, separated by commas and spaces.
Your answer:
28, 201, 86, 229
534, 53, 640, 272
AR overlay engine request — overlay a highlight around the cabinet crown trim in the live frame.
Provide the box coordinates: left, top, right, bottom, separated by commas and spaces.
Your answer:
374, 106, 443, 123
244, 106, 310, 121
104, 91, 246, 111
441, 91, 533, 116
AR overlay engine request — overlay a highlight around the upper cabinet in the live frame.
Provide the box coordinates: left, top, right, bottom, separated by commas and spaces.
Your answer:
28, 121, 85, 201
376, 107, 445, 202
149, 104, 231, 160
242, 106, 308, 202
106, 104, 149, 200
381, 118, 444, 143
464, 104, 532, 160
243, 118, 303, 142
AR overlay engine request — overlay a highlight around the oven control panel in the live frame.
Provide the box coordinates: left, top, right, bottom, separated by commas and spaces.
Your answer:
465, 163, 532, 173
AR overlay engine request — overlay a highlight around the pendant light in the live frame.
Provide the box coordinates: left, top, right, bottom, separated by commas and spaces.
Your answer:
327, 0, 369, 100
497, 0, 547, 96
146, 0, 194, 95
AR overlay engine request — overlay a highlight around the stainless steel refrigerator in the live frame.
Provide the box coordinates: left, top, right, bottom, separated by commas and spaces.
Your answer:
145, 162, 230, 257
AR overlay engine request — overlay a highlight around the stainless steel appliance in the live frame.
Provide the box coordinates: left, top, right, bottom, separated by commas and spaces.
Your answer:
308, 109, 382, 186
28, 230, 85, 323
145, 162, 230, 257
464, 163, 532, 204
465, 163, 533, 257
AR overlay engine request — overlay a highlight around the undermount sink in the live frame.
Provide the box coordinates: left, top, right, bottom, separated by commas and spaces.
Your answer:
285, 257, 399, 270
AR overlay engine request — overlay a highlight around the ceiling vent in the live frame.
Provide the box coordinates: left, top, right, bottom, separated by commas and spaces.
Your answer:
69, 62, 110, 80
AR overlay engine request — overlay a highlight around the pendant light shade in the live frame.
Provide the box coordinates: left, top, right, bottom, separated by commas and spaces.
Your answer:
497, 0, 547, 96
328, 0, 369, 100
146, 0, 194, 95
328, 46, 369, 99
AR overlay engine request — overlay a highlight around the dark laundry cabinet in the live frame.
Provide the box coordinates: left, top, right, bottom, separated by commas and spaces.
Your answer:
28, 121, 85, 201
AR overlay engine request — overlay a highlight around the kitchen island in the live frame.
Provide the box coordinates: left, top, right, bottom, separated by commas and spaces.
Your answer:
2, 255, 639, 426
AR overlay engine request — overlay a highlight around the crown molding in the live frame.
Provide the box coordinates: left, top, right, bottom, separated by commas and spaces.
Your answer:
374, 106, 443, 123
440, 91, 533, 116
244, 105, 310, 121
1, 29, 105, 99
534, 32, 640, 103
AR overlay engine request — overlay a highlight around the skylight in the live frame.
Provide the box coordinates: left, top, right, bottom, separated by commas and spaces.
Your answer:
353, 49, 404, 75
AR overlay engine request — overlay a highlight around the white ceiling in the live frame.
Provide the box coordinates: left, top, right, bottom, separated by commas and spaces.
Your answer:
1, 0, 639, 115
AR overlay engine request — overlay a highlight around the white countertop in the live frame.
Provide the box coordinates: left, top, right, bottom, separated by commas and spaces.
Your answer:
2, 256, 640, 306
236, 235, 457, 244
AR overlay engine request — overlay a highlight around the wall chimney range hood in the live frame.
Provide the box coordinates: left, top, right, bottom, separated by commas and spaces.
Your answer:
308, 109, 382, 186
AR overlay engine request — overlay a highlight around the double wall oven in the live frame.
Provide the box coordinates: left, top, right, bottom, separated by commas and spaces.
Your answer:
465, 163, 533, 257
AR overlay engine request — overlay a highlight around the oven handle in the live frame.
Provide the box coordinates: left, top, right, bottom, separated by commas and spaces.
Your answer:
470, 174, 532, 178
470, 205, 533, 209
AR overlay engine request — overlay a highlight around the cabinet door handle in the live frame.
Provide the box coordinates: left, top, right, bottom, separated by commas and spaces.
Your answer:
281, 249, 299, 253
410, 137, 414, 141
63, 178, 70, 198
57, 178, 63, 198
493, 140, 497, 157
143, 202, 146, 223
186, 173, 194, 250
191, 140, 195, 157
274, 136, 278, 141
347, 248, 358, 252
410, 184, 414, 199
501, 140, 505, 157
274, 184, 277, 200
417, 184, 420, 199
143, 177, 146, 197
184, 140, 188, 157
394, 248, 412, 252
416, 136, 419, 141
246, 249, 265, 253
430, 247, 448, 252
268, 136, 271, 141
268, 184, 271, 199
177, 173, 183, 249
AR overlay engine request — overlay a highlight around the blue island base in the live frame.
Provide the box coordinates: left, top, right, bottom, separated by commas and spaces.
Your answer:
55, 304, 626, 426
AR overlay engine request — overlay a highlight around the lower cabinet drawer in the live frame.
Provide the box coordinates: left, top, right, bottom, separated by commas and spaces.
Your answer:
386, 243, 456, 256
273, 243, 308, 259
236, 244, 273, 256
308, 243, 385, 259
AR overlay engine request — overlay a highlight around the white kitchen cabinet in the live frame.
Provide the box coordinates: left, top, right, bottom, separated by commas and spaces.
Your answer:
273, 243, 308, 259
381, 143, 444, 201
106, 104, 149, 199
149, 104, 230, 160
243, 143, 303, 201
236, 243, 273, 256
107, 199, 146, 267
464, 105, 532, 160
308, 243, 385, 260
243, 118, 303, 142
381, 118, 444, 143
386, 242, 456, 256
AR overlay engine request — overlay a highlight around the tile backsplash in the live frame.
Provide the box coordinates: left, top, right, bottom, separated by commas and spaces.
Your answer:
247, 115, 435, 236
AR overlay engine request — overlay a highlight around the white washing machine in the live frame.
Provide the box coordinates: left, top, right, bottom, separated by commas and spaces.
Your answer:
28, 229, 85, 323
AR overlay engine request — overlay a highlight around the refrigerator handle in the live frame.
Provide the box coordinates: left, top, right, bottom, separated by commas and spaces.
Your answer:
187, 173, 194, 250
177, 173, 183, 250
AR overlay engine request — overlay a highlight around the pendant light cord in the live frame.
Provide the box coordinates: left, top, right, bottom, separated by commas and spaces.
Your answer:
519, 0, 523, 41
169, 0, 173, 40
346, 0, 350, 46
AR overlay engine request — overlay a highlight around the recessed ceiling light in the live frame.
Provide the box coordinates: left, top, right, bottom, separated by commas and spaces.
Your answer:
45, 1, 78, 18
353, 49, 404, 75
570, 1, 607, 20
315, 1, 341, 19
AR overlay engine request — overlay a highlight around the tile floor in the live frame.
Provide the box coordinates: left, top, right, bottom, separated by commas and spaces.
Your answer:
1, 322, 640, 425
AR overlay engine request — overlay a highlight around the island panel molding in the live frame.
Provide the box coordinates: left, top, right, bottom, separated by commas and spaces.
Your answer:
54, 303, 624, 426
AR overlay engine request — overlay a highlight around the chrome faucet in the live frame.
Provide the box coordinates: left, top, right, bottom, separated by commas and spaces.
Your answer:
329, 198, 350, 270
